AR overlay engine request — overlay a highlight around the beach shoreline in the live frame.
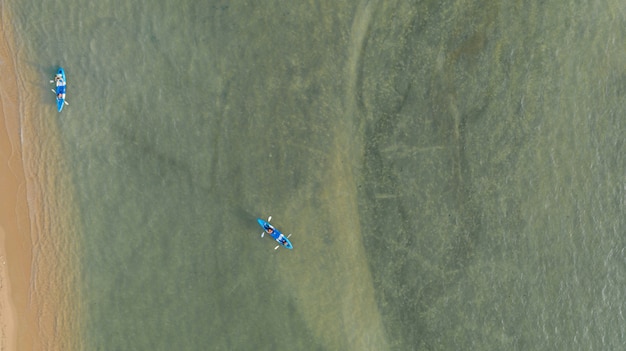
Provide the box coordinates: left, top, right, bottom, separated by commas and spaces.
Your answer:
0, 5, 38, 350
1, 5, 81, 351
0, 7, 41, 350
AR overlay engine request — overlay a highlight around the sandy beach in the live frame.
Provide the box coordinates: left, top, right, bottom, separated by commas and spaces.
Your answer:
0, 5, 42, 350
1, 5, 81, 350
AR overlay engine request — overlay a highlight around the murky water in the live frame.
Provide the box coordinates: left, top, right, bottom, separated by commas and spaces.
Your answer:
7, 0, 626, 349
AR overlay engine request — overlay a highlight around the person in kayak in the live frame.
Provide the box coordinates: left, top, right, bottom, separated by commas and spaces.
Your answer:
264, 224, 274, 234
54, 74, 66, 99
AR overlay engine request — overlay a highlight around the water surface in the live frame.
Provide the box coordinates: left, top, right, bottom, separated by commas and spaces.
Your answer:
9, 0, 626, 349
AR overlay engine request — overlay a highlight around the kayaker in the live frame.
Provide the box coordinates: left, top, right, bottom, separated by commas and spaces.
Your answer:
54, 75, 65, 98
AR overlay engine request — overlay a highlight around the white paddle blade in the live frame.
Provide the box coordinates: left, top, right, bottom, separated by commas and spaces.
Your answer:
261, 232, 264, 238
287, 234, 291, 238
274, 245, 280, 250
268, 216, 272, 222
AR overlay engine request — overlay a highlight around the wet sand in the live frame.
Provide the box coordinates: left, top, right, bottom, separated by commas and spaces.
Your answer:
0, 6, 38, 350
0, 6, 80, 350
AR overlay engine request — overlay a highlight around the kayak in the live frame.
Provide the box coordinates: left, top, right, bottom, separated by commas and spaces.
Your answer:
257, 218, 293, 250
54, 67, 67, 112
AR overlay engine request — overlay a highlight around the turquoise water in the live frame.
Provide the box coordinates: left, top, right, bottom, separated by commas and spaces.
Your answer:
9, 0, 626, 350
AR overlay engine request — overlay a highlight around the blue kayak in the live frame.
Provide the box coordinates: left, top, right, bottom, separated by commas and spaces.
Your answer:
257, 218, 293, 250
54, 67, 67, 112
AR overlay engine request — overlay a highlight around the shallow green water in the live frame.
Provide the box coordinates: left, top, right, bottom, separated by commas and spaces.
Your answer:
9, 0, 626, 350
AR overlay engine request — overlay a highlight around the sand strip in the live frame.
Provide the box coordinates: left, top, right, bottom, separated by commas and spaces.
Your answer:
0, 7, 40, 351
0, 5, 83, 350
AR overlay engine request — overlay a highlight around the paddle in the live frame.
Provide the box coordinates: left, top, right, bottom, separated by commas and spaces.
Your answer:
50, 89, 69, 105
